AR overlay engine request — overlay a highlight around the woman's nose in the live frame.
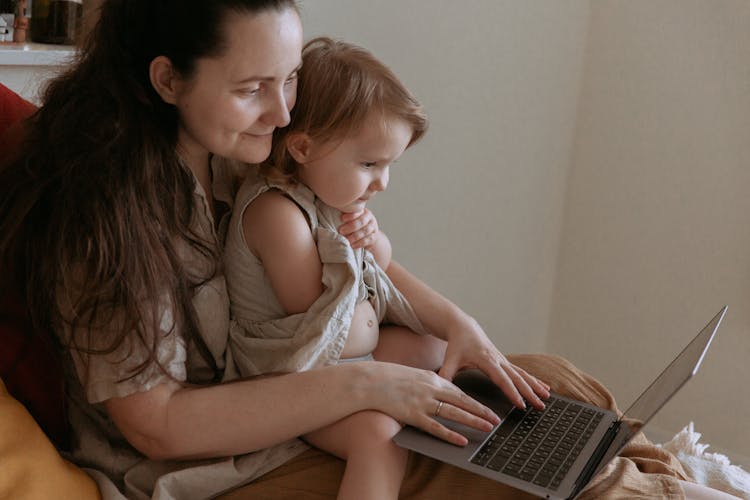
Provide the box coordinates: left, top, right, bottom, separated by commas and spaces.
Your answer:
266, 90, 291, 128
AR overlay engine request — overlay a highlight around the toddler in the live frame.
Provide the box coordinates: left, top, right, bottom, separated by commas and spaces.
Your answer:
225, 36, 431, 499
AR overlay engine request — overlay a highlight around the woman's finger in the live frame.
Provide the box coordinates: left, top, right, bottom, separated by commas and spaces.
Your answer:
517, 367, 551, 397
502, 364, 547, 409
432, 400, 497, 434
482, 362, 526, 410
437, 355, 460, 381
432, 381, 501, 428
411, 396, 495, 447
413, 412, 470, 446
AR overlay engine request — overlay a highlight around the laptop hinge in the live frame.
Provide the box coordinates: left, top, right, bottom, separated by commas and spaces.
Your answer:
567, 421, 620, 499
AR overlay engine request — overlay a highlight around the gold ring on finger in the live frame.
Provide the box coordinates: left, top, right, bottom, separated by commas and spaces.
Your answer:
434, 400, 444, 417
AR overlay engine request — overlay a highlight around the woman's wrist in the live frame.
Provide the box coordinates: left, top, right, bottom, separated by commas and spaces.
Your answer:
431, 305, 479, 342
446, 311, 480, 337
339, 360, 381, 411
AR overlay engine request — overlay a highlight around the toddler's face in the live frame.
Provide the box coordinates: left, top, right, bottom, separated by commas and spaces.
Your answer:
298, 112, 413, 213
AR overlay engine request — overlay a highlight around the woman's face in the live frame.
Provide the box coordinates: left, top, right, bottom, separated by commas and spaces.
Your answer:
172, 7, 303, 168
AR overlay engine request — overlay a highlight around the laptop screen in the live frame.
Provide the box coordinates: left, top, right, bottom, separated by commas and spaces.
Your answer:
619, 306, 726, 439
581, 307, 727, 490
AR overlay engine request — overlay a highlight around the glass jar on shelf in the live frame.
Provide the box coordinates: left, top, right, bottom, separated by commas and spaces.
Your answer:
0, 0, 16, 43
32, 0, 82, 45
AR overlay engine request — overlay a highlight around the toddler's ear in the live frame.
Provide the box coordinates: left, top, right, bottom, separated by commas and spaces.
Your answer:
286, 132, 313, 164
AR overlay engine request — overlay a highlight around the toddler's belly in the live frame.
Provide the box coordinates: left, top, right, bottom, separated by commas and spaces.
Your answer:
340, 300, 379, 359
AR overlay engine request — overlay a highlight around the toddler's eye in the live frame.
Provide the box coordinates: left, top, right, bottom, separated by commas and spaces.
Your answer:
361, 162, 376, 169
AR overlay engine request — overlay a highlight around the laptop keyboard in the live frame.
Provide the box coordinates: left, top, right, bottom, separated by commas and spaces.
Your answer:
470, 396, 605, 490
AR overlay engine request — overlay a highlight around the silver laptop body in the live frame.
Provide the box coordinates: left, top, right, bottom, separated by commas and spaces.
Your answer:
393, 306, 727, 499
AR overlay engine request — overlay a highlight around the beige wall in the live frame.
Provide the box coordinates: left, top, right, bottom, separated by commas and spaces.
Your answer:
300, 0, 590, 354
304, 0, 750, 463
550, 0, 750, 462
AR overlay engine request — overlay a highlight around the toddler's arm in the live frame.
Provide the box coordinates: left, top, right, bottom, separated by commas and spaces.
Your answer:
241, 191, 323, 314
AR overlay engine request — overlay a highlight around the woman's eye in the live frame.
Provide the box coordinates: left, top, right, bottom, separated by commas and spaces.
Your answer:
238, 87, 261, 96
285, 73, 298, 86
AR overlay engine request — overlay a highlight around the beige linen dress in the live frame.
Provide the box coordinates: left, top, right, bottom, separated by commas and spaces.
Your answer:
223, 174, 428, 377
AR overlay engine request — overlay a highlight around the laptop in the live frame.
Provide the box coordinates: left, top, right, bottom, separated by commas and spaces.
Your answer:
393, 306, 727, 499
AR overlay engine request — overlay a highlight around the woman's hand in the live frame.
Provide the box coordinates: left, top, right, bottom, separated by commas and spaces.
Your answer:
437, 316, 551, 411
385, 261, 551, 412
339, 208, 379, 249
362, 361, 501, 446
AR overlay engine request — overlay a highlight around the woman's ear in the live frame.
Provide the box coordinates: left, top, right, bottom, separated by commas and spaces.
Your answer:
286, 132, 314, 164
149, 56, 181, 104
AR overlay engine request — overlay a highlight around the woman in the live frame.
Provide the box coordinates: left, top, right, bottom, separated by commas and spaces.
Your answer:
0, 1, 734, 499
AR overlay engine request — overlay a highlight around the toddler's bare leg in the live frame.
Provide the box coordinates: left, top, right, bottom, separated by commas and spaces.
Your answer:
303, 410, 406, 500
374, 325, 447, 371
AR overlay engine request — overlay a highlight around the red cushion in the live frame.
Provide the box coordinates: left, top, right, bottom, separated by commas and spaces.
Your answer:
0, 294, 69, 450
0, 83, 36, 138
0, 83, 69, 449
0, 83, 36, 164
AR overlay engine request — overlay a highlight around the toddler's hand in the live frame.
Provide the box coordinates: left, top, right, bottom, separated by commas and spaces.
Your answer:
339, 208, 379, 249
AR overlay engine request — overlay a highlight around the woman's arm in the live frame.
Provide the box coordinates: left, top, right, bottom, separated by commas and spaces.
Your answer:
104, 360, 501, 461
385, 260, 550, 410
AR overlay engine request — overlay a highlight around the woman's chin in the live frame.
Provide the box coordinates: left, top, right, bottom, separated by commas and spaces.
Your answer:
232, 145, 273, 165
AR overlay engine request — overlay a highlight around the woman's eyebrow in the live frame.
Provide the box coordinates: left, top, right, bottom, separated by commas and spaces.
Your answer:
233, 62, 303, 84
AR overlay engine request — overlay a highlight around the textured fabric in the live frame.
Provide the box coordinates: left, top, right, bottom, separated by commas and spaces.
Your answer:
224, 174, 428, 377
218, 354, 689, 500
661, 422, 750, 499
0, 292, 69, 450
58, 157, 307, 500
0, 378, 101, 500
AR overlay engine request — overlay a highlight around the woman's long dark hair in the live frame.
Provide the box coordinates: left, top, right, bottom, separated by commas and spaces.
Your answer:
0, 0, 296, 382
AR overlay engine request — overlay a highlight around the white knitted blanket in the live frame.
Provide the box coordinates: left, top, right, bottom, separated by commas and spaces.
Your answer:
659, 422, 750, 499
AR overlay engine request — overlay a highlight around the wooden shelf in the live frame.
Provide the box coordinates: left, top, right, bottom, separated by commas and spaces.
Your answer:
0, 42, 75, 66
